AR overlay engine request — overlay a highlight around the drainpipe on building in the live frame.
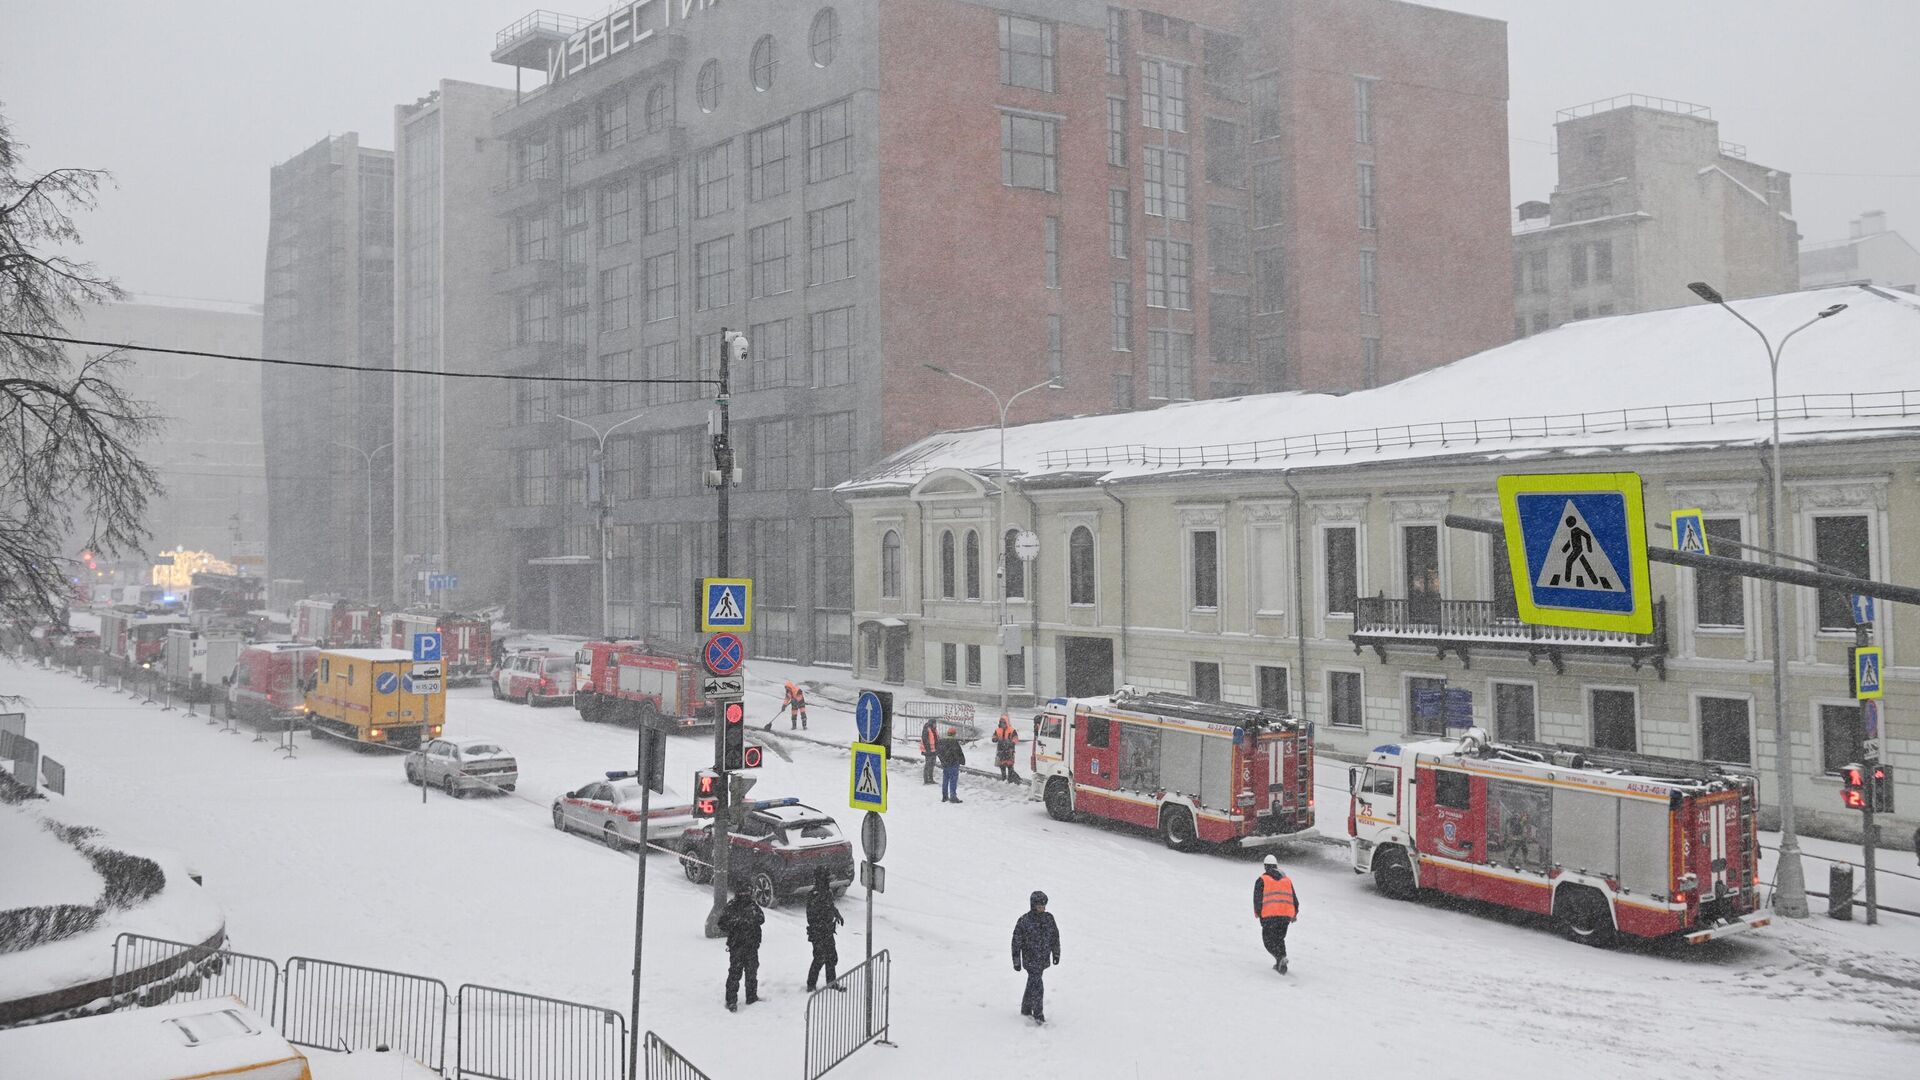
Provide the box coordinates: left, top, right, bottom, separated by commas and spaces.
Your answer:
1015, 477, 1044, 697
1097, 482, 1129, 686
1282, 470, 1309, 716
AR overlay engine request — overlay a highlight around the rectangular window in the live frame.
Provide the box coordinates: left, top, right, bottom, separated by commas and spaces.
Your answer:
1699, 697, 1752, 764
1190, 529, 1219, 609
809, 306, 854, 386
695, 236, 732, 311
1592, 240, 1613, 282
1209, 293, 1250, 364
1530, 312, 1549, 334
1143, 147, 1189, 219
1192, 661, 1222, 703
1255, 248, 1284, 313
1000, 112, 1058, 192
1112, 373, 1134, 410
1363, 336, 1381, 387
597, 94, 629, 151
1820, 703, 1862, 775
1044, 216, 1061, 288
1571, 306, 1590, 322
999, 13, 1056, 92
1007, 649, 1027, 688
514, 291, 554, 343
748, 220, 791, 299
693, 141, 732, 218
1695, 517, 1745, 627
1327, 670, 1363, 728
749, 317, 796, 390
1204, 30, 1243, 91
1354, 77, 1374, 144
1253, 159, 1284, 227
1111, 280, 1132, 351
644, 252, 677, 322
1046, 314, 1062, 382
641, 341, 677, 406
749, 419, 795, 491
808, 201, 855, 285
598, 265, 630, 331
644, 166, 677, 234
1435, 770, 1470, 810
1360, 250, 1379, 315
1814, 515, 1872, 630
941, 643, 958, 685
1140, 59, 1187, 132
1590, 689, 1638, 752
1206, 119, 1245, 187
1108, 188, 1130, 258
966, 644, 983, 686
747, 120, 789, 201
1252, 76, 1282, 141
1252, 525, 1287, 615
1407, 675, 1447, 736
1105, 7, 1126, 76
1569, 243, 1588, 288
812, 411, 853, 487
1107, 97, 1127, 167
1208, 205, 1249, 273
1528, 250, 1548, 294
1257, 666, 1289, 712
1493, 682, 1536, 743
1358, 162, 1376, 229
1146, 329, 1192, 400
1257, 334, 1287, 390
598, 182, 630, 248
599, 350, 634, 413
1145, 239, 1191, 309
561, 117, 590, 167
515, 138, 550, 182
805, 98, 853, 183
1324, 526, 1358, 615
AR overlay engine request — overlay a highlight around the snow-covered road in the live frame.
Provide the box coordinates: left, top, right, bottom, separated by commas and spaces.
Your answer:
6, 656, 1919, 1076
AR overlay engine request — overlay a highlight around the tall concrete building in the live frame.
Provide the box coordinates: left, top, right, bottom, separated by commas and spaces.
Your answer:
1512, 96, 1798, 338
392, 81, 519, 610
486, 0, 1513, 658
261, 134, 396, 601
1800, 210, 1920, 295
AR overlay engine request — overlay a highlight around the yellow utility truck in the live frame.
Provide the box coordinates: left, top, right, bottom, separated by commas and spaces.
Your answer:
303, 647, 444, 749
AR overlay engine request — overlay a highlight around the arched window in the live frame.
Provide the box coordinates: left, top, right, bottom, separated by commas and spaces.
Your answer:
645, 84, 670, 133
964, 530, 982, 599
751, 35, 777, 92
696, 59, 721, 113
809, 7, 839, 68
1004, 529, 1026, 599
1069, 526, 1096, 605
939, 530, 956, 599
880, 529, 902, 599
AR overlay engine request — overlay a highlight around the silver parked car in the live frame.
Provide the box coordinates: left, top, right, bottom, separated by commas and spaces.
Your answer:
551, 777, 694, 851
406, 737, 518, 798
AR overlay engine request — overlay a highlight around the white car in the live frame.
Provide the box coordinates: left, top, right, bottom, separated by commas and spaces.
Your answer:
492, 650, 576, 706
405, 737, 518, 798
551, 777, 694, 851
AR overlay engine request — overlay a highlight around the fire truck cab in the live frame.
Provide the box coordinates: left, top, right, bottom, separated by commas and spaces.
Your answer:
1030, 688, 1315, 851
574, 640, 715, 732
1349, 730, 1771, 946
383, 610, 491, 685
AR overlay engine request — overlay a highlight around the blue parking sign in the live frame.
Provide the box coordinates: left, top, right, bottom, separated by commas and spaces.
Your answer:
412, 632, 442, 662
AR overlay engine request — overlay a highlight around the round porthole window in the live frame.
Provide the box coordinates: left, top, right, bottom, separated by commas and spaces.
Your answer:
809, 8, 839, 68
697, 59, 721, 113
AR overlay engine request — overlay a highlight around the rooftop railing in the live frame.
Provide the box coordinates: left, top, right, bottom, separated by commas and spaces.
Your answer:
496, 9, 591, 50
1558, 94, 1712, 123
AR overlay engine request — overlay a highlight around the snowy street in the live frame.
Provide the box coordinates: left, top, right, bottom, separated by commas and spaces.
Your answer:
3, 655, 1917, 1076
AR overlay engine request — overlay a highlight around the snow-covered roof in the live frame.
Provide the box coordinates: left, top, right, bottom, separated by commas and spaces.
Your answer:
843, 285, 1920, 494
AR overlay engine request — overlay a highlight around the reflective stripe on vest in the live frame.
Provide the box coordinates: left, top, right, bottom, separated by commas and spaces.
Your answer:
1260, 874, 1297, 919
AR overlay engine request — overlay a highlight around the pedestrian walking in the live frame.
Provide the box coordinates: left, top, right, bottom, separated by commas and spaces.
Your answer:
804, 867, 846, 992
937, 727, 966, 803
780, 680, 809, 730
717, 880, 765, 1012
920, 718, 940, 785
1011, 890, 1060, 1025
1253, 854, 1299, 974
992, 715, 1020, 783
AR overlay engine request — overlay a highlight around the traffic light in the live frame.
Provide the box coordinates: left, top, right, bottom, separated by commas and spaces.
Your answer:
722, 699, 746, 770
693, 769, 722, 818
741, 742, 764, 769
1841, 764, 1867, 810
1871, 763, 1895, 814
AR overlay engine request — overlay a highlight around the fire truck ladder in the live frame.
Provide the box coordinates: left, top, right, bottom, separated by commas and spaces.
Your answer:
1495, 741, 1738, 789
1112, 689, 1301, 731
1294, 722, 1315, 827
1737, 780, 1761, 899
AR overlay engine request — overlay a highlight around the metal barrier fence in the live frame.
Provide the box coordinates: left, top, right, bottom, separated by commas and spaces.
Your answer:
643, 1030, 714, 1080
899, 701, 979, 742
111, 933, 283, 1022
803, 949, 892, 1080
281, 956, 449, 1069
455, 983, 627, 1080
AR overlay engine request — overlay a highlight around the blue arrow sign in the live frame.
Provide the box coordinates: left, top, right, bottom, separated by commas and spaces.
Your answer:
1851, 594, 1875, 626
855, 692, 884, 743
412, 632, 442, 662
375, 671, 399, 695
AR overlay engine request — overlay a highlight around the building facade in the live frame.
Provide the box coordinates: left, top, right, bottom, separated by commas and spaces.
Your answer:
842, 285, 1919, 838
392, 81, 519, 611
1512, 96, 1798, 339
485, 0, 1514, 657
261, 134, 396, 601
1800, 210, 1920, 295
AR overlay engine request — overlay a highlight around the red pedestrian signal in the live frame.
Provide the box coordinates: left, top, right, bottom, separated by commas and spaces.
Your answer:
1871, 763, 1894, 814
693, 769, 721, 818
722, 700, 747, 770
1841, 764, 1867, 810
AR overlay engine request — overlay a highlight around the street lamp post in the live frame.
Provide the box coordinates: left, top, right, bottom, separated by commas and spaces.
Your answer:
1686, 282, 1847, 920
923, 364, 1060, 723
331, 441, 392, 602
556, 412, 648, 638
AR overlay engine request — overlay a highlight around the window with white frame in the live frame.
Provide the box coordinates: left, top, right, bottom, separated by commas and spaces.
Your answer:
1327, 670, 1363, 728
1107, 97, 1127, 166
747, 120, 789, 201
966, 644, 983, 686
1004, 529, 1026, 599
1252, 525, 1287, 615
964, 530, 982, 600
880, 530, 903, 599
1820, 703, 1862, 775
1590, 689, 1637, 752
1001, 112, 1058, 192
1140, 59, 1187, 132
1360, 249, 1379, 314
1146, 329, 1192, 400
694, 141, 732, 218
695, 236, 732, 311
941, 642, 958, 684
1406, 675, 1447, 736
1813, 514, 1872, 631
1143, 147, 1190, 220
1256, 666, 1289, 712
1493, 682, 1535, 743
999, 13, 1056, 92
1145, 239, 1191, 309
1354, 76, 1374, 144
1069, 525, 1096, 605
1192, 661, 1222, 702
1189, 528, 1220, 610
1695, 517, 1745, 627
1108, 188, 1130, 258
1358, 162, 1376, 229
1105, 7, 1126, 75
1111, 280, 1132, 351
748, 219, 791, 299
1044, 216, 1061, 288
939, 530, 956, 599
1699, 696, 1751, 764
1324, 526, 1358, 616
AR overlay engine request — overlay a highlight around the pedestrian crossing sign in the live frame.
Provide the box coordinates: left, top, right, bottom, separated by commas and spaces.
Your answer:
849, 742, 888, 813
1498, 472, 1653, 635
698, 577, 752, 632
1852, 646, 1884, 701
1671, 508, 1710, 556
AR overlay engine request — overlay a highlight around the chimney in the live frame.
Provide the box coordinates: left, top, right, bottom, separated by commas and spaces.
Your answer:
1517, 200, 1551, 222
1860, 210, 1888, 236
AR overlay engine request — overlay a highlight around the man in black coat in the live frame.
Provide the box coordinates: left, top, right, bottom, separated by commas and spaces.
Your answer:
1011, 890, 1060, 1024
717, 881, 765, 1012
805, 867, 846, 991
937, 727, 967, 803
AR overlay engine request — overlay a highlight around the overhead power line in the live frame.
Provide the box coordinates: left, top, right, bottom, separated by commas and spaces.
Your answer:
0, 331, 721, 386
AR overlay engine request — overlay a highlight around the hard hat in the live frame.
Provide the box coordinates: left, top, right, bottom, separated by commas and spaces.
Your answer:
1263, 854, 1279, 868
1030, 890, 1048, 906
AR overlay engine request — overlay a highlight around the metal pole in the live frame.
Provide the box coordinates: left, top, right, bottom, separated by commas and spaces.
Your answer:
1857, 621, 1879, 925
707, 330, 736, 937
628, 732, 654, 1080
864, 875, 875, 1039
559, 413, 647, 639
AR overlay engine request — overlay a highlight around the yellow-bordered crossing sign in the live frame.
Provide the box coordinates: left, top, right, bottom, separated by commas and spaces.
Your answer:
1852, 646, 1885, 701
698, 577, 752, 633
1497, 472, 1653, 635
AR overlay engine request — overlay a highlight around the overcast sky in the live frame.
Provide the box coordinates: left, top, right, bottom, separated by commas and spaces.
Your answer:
3, 0, 1914, 304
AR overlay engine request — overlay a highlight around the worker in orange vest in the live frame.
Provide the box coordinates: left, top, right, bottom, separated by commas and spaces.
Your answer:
920, 718, 940, 785
992, 715, 1020, 783
1253, 854, 1299, 974
780, 681, 808, 730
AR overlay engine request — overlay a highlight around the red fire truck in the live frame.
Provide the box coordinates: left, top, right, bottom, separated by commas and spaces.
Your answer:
226, 642, 318, 723
1029, 689, 1316, 851
573, 640, 716, 732
291, 597, 381, 647
382, 609, 492, 685
1348, 731, 1771, 946
95, 609, 187, 671
187, 572, 264, 617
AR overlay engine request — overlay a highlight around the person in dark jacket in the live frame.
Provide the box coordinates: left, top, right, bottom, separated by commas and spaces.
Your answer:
937, 727, 967, 803
804, 867, 846, 991
1011, 890, 1060, 1024
1253, 854, 1299, 974
717, 881, 765, 1011
920, 718, 940, 785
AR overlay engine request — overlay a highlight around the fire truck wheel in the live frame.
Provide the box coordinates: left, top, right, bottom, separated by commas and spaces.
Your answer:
1554, 886, 1617, 947
1160, 807, 1200, 851
1372, 847, 1418, 900
749, 872, 779, 909
1043, 779, 1075, 822
681, 848, 713, 884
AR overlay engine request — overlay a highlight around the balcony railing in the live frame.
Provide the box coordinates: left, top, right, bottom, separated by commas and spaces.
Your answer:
1350, 596, 1668, 677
